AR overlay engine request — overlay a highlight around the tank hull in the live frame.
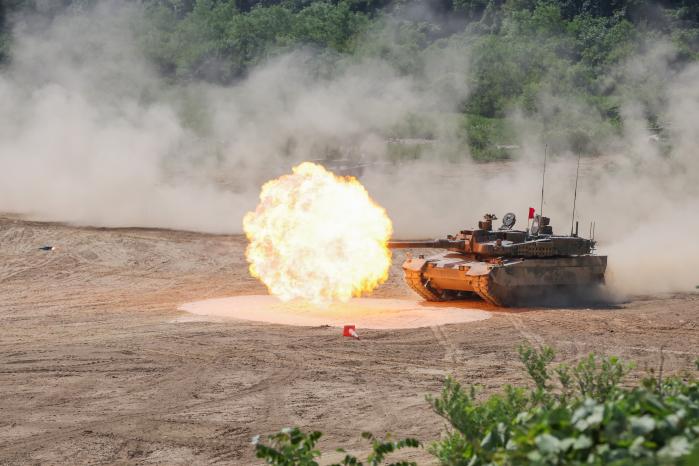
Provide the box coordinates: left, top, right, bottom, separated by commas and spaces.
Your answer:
402, 253, 607, 306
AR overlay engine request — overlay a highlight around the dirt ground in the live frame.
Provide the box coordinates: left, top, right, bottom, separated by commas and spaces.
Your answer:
1, 215, 698, 465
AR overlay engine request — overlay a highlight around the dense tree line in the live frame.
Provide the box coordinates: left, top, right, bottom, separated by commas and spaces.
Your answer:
2, 1, 698, 157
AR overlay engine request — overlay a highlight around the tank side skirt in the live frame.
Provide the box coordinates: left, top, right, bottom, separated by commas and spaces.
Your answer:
401, 255, 607, 306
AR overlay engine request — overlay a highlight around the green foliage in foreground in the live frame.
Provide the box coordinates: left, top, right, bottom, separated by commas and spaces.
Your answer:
253, 428, 419, 466
255, 345, 699, 465
429, 347, 698, 465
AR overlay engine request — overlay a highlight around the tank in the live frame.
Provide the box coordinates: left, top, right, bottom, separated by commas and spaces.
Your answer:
388, 213, 607, 306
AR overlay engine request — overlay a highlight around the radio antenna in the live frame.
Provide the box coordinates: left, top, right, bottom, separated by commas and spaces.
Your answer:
540, 144, 548, 217
570, 152, 581, 236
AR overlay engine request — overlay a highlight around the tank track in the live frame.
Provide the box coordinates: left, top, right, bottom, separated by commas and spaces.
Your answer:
472, 275, 505, 307
404, 268, 442, 302
405, 268, 510, 306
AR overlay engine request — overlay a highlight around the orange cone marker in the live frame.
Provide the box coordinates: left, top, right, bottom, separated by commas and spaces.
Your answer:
342, 325, 360, 340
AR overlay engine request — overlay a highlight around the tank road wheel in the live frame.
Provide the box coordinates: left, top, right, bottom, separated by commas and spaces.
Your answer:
404, 269, 443, 302
441, 290, 481, 301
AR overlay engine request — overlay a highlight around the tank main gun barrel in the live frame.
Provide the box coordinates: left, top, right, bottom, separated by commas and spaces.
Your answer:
387, 239, 466, 249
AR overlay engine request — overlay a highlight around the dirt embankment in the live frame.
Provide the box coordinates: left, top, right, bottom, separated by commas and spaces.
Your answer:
1, 216, 697, 464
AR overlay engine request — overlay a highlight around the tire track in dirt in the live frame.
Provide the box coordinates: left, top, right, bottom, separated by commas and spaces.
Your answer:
556, 340, 699, 357
431, 326, 458, 366
1, 346, 275, 460
364, 376, 401, 434
0, 254, 58, 283
206, 347, 308, 464
259, 350, 304, 424
505, 314, 545, 347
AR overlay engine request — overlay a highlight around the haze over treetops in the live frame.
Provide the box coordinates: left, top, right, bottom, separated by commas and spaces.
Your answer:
2, 0, 697, 159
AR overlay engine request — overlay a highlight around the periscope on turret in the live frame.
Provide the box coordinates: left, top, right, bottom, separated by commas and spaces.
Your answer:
387, 213, 606, 307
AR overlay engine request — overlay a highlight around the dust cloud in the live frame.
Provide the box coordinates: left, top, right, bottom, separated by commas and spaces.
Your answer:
364, 42, 699, 297
0, 2, 467, 233
0, 3, 697, 296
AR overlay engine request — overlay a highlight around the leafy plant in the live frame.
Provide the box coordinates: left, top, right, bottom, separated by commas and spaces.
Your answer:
518, 343, 555, 391
253, 427, 420, 466
253, 428, 322, 466
429, 344, 698, 465
254, 345, 699, 465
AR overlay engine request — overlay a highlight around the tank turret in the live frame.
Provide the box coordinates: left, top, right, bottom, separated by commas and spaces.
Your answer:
388, 213, 595, 258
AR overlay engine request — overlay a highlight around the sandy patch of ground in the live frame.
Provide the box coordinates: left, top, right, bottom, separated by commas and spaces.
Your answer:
180, 295, 491, 329
1, 215, 697, 465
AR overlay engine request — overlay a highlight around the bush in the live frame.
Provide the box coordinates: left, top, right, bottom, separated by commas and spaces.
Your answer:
254, 345, 699, 465
253, 428, 420, 466
429, 345, 698, 465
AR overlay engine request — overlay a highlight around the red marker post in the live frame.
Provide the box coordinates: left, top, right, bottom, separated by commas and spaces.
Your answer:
342, 325, 360, 340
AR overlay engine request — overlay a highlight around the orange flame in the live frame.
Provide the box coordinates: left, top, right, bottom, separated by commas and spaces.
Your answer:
243, 162, 392, 304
